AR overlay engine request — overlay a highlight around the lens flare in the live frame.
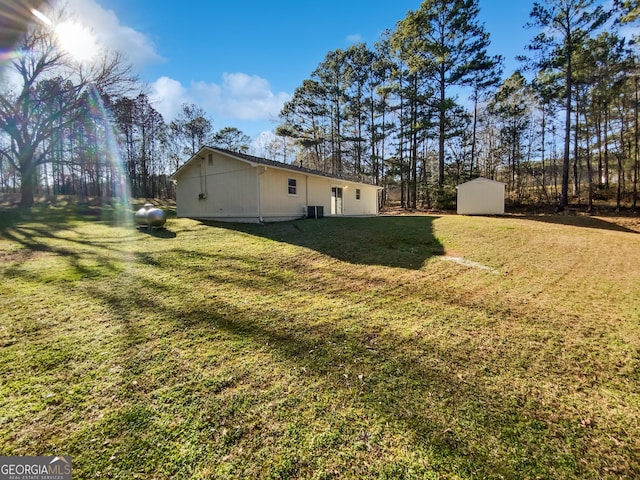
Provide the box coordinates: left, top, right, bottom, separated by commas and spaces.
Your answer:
30, 8, 52, 26
0, 49, 21, 63
83, 86, 133, 229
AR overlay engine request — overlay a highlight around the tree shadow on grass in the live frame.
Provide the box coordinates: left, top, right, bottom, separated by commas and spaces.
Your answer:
0, 208, 139, 282
201, 311, 567, 478
5, 216, 630, 478
0, 202, 133, 228
70, 276, 467, 474
513, 213, 639, 234
201, 216, 444, 270
78, 268, 593, 479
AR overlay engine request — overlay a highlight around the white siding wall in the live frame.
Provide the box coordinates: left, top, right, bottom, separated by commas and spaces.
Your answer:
344, 183, 379, 216
175, 148, 380, 222
176, 154, 259, 221
456, 178, 505, 215
259, 168, 308, 221
307, 177, 332, 214
258, 169, 380, 220
175, 162, 207, 218
306, 177, 379, 216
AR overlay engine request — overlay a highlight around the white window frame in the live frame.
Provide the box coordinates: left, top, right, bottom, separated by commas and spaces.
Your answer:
288, 178, 297, 196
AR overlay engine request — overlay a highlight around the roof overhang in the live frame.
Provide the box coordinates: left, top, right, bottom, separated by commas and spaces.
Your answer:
170, 146, 382, 190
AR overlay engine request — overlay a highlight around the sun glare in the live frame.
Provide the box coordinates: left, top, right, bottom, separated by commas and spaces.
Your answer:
30, 8, 52, 26
55, 21, 100, 62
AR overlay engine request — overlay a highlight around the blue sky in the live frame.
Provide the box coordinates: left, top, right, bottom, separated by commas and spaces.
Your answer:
57, 0, 549, 143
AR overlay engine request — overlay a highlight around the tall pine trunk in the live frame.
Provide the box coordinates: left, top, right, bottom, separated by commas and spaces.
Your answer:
617, 116, 624, 210
583, 101, 594, 213
573, 99, 580, 200
634, 77, 639, 209
438, 64, 446, 187
541, 103, 549, 201
604, 107, 610, 188
560, 51, 572, 209
471, 95, 479, 177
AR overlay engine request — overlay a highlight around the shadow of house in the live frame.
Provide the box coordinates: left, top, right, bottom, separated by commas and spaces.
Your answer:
201, 216, 444, 270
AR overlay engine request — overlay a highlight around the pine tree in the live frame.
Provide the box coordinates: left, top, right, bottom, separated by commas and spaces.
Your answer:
392, 0, 494, 187
525, 0, 610, 208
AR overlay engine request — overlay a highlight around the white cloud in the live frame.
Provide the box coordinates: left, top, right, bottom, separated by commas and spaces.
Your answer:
150, 73, 291, 124
195, 73, 291, 121
47, 1, 289, 137
56, 0, 164, 69
249, 130, 277, 156
149, 76, 191, 121
346, 33, 363, 44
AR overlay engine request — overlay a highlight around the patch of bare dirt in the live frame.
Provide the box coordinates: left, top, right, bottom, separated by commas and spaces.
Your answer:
0, 249, 49, 263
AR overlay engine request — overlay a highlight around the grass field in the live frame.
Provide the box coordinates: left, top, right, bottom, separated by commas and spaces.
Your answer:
1, 203, 639, 479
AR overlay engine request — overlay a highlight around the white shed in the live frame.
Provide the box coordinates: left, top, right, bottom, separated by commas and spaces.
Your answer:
456, 177, 506, 215
170, 147, 382, 223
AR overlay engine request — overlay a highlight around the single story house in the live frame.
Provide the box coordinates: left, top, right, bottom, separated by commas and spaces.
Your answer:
456, 177, 506, 215
170, 146, 382, 223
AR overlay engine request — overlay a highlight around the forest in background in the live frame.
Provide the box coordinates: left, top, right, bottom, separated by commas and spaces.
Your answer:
1, 0, 639, 210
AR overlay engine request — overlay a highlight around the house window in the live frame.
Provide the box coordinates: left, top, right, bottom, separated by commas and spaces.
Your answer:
208, 154, 213, 166
288, 178, 297, 195
356, 189, 361, 200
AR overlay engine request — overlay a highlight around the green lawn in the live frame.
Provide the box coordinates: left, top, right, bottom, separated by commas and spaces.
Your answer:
1, 204, 639, 479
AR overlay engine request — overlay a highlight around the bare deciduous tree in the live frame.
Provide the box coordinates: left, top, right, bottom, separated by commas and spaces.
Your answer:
0, 7, 135, 206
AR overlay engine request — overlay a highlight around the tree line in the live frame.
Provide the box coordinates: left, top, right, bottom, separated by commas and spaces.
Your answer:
276, 0, 639, 210
0, 7, 252, 206
1, 0, 638, 210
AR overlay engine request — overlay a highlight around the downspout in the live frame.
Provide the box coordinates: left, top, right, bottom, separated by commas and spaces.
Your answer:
305, 175, 309, 217
257, 166, 267, 223
203, 156, 208, 197
343, 184, 348, 216
199, 159, 204, 194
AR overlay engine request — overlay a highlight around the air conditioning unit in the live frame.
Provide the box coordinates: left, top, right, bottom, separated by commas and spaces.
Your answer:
198, 193, 207, 199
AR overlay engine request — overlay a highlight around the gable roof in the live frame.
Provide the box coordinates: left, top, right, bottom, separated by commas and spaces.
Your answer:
171, 146, 380, 188
457, 177, 506, 188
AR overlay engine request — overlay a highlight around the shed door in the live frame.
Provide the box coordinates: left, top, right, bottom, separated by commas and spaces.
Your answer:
331, 187, 343, 215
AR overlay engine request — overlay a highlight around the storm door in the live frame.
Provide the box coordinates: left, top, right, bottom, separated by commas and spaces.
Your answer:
331, 187, 343, 215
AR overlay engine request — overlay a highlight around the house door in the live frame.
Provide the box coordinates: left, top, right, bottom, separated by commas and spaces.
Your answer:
331, 187, 343, 215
